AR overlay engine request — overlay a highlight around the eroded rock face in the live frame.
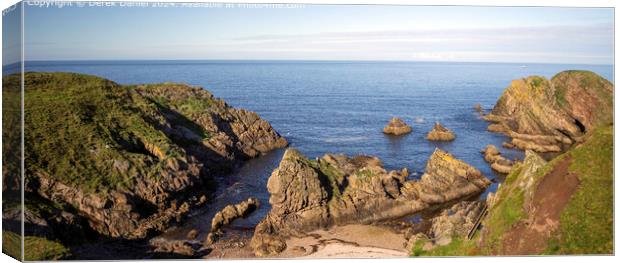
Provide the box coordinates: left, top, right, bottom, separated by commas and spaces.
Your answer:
18, 72, 287, 240
426, 122, 456, 141
383, 117, 413, 135
481, 145, 515, 174
484, 71, 613, 152
250, 148, 491, 256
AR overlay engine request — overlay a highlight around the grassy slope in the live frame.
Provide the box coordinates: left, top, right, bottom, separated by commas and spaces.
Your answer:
546, 125, 613, 254
2, 231, 70, 260
6, 72, 222, 193
413, 125, 613, 256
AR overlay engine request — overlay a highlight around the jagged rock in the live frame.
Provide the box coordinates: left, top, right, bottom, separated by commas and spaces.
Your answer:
210, 198, 259, 233
426, 122, 456, 141
250, 148, 491, 256
12, 72, 287, 241
430, 201, 485, 246
383, 117, 412, 135
149, 237, 202, 256
481, 145, 515, 174
484, 71, 613, 152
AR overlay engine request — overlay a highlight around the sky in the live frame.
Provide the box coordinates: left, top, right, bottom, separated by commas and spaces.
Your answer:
19, 3, 614, 64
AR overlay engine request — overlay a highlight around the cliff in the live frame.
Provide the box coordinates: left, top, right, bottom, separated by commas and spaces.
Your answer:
2, 72, 287, 258
415, 124, 613, 256
484, 70, 613, 153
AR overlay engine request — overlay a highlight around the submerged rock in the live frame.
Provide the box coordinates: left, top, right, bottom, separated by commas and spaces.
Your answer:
383, 117, 413, 135
250, 148, 491, 256
473, 104, 484, 115
481, 145, 516, 174
426, 122, 456, 141
484, 71, 613, 152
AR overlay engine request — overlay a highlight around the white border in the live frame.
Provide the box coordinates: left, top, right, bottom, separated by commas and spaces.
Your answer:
0, 1, 617, 263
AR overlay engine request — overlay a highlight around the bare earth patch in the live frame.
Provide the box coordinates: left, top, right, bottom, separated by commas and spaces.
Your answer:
501, 157, 579, 255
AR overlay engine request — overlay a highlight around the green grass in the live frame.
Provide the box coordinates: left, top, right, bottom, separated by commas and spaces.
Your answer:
2, 231, 21, 260
412, 237, 479, 257
548, 125, 613, 254
1, 72, 223, 194
318, 159, 344, 199
354, 169, 374, 178
2, 231, 71, 260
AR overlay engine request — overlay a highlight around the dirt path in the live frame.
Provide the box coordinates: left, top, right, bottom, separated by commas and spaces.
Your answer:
501, 157, 579, 255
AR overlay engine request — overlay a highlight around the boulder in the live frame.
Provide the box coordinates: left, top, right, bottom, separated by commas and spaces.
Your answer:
481, 145, 516, 174
383, 117, 413, 135
250, 148, 491, 256
484, 71, 613, 152
426, 122, 456, 141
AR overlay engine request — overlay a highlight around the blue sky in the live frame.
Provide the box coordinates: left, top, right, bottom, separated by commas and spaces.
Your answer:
22, 3, 614, 64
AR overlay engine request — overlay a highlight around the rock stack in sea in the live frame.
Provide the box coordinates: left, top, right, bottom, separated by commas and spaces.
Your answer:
426, 122, 456, 141
473, 104, 484, 115
250, 147, 491, 256
483, 70, 613, 153
383, 117, 413, 135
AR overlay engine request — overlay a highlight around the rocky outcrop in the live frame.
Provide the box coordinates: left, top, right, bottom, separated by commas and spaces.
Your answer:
481, 145, 515, 174
250, 148, 491, 256
383, 117, 412, 135
16, 72, 287, 241
407, 201, 485, 251
484, 71, 613, 152
426, 122, 455, 141
206, 198, 259, 244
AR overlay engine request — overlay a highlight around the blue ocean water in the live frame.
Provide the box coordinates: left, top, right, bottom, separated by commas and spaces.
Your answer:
24, 60, 613, 231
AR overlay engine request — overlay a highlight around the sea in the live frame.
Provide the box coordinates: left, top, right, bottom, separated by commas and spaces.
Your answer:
22, 60, 614, 235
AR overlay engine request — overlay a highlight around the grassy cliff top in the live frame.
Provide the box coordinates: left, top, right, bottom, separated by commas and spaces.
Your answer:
2, 72, 226, 193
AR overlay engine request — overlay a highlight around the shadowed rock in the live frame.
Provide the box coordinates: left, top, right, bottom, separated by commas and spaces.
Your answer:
205, 198, 259, 246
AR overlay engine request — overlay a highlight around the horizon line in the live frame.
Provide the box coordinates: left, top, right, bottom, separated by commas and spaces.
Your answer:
11, 58, 615, 67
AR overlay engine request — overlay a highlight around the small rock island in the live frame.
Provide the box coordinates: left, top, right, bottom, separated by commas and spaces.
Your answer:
426, 122, 456, 141
383, 117, 413, 135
